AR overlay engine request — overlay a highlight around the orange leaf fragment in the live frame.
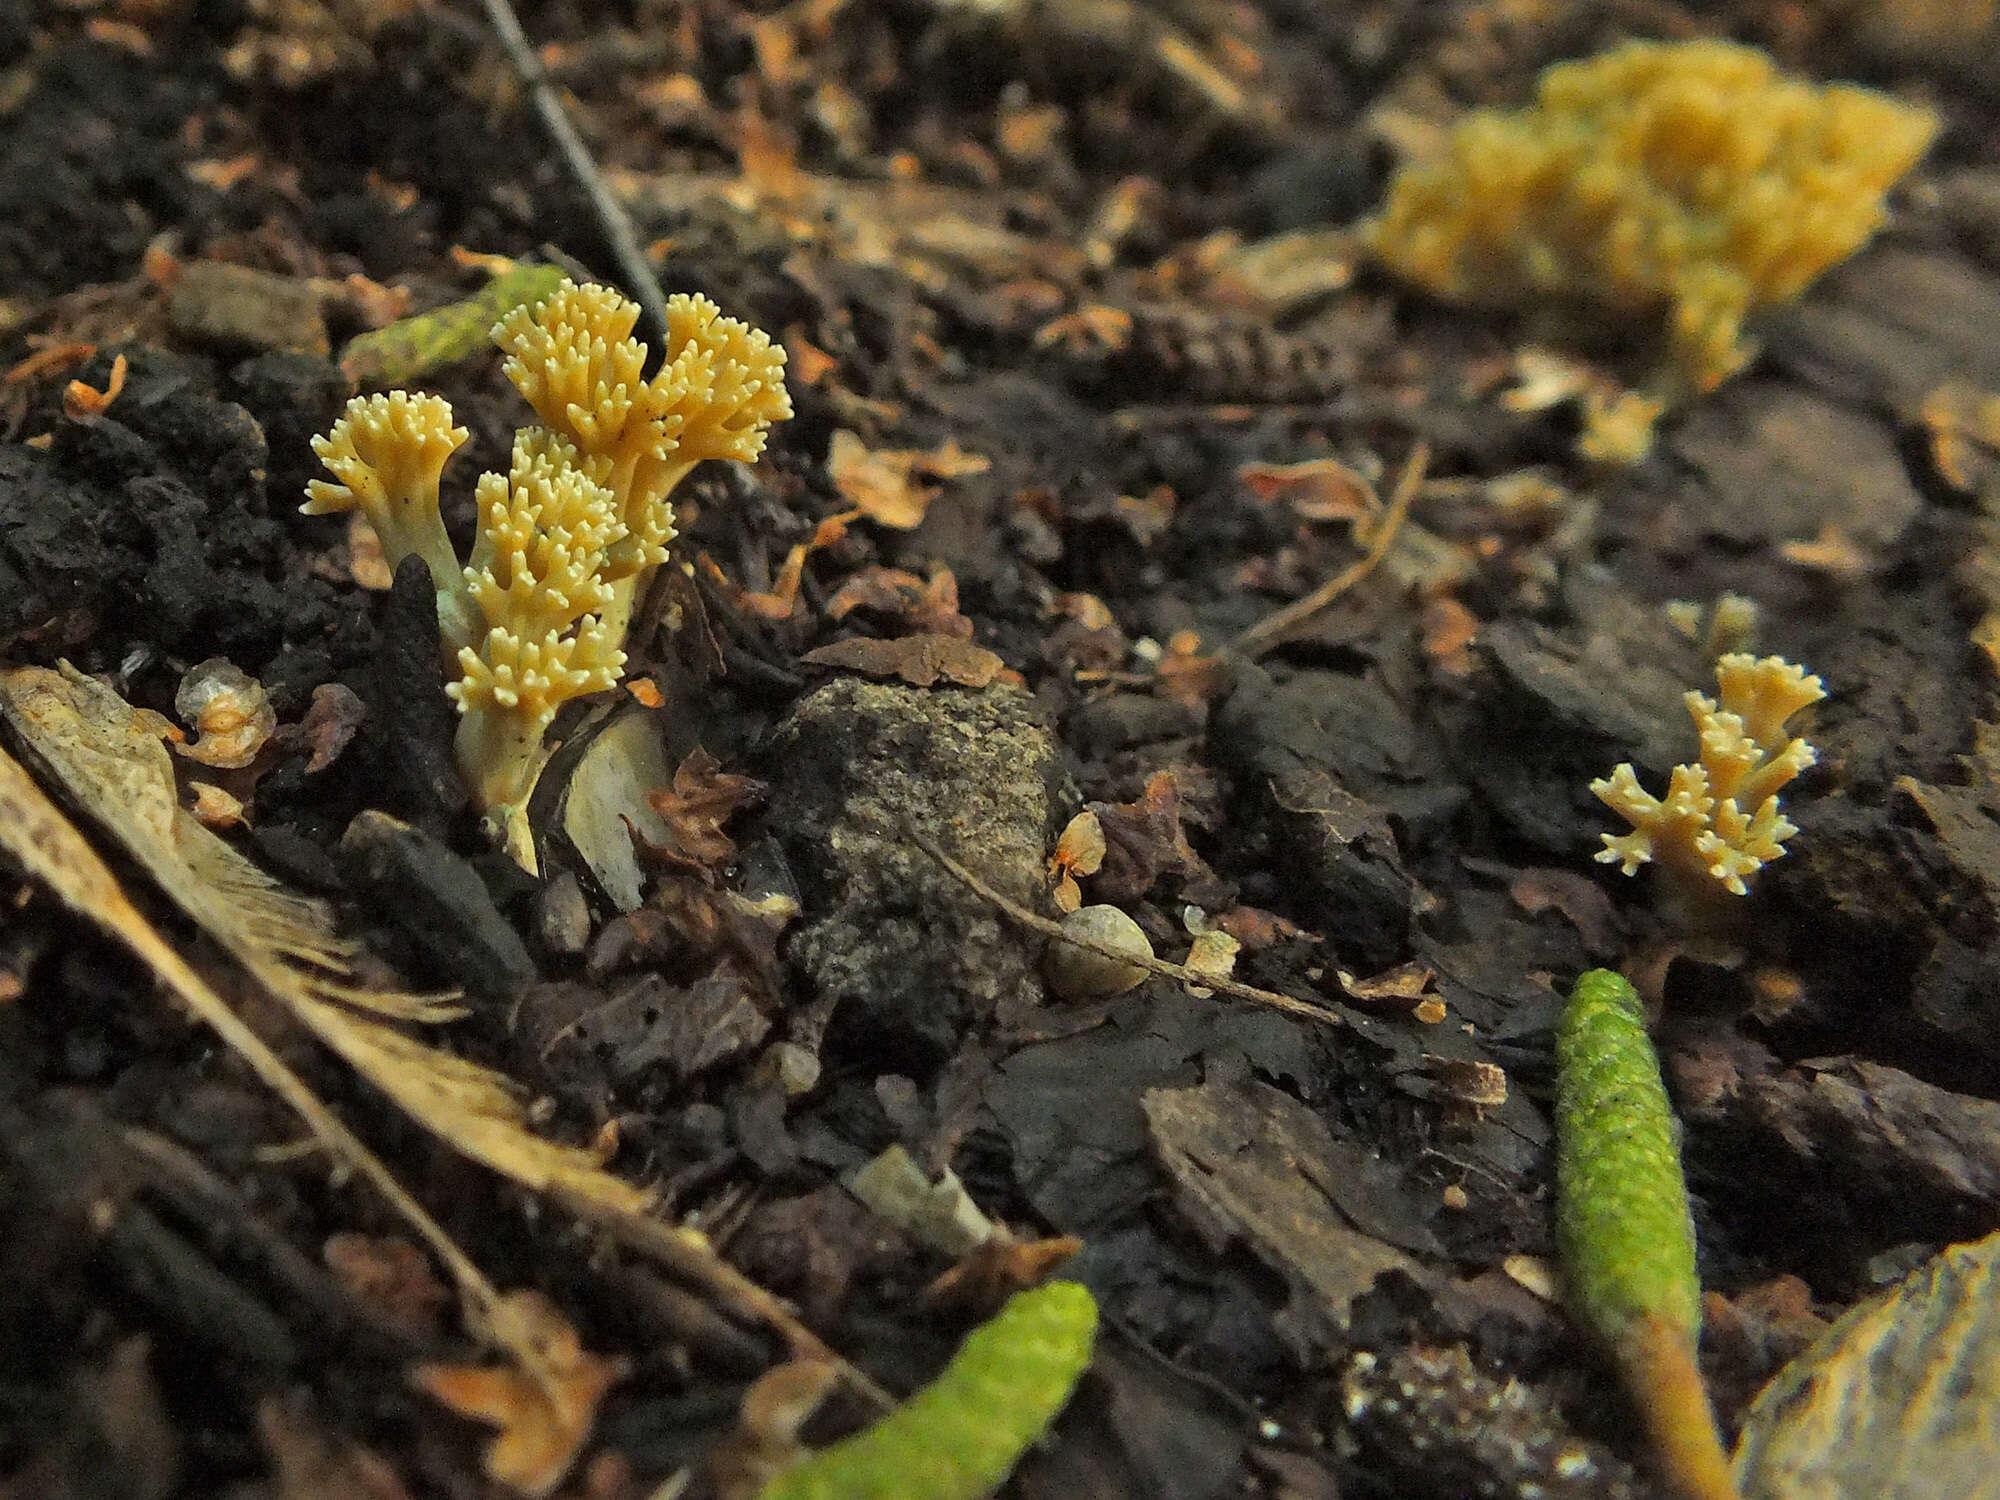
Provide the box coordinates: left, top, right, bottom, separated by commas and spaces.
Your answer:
1047, 811, 1106, 913
412, 1292, 621, 1499
1238, 457, 1379, 524
784, 328, 837, 387
826, 429, 990, 530
923, 1235, 1084, 1312
825, 564, 972, 637
63, 353, 128, 421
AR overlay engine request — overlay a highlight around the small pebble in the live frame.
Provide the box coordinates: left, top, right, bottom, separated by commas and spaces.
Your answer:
534, 870, 593, 957
1043, 904, 1153, 999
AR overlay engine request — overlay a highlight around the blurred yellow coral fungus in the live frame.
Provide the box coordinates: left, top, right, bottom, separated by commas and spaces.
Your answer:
304, 279, 791, 869
1364, 39, 1937, 428
493, 280, 792, 644
1593, 654, 1824, 908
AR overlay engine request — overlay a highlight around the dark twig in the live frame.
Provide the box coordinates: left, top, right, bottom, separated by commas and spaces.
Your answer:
475, 0, 674, 348
904, 824, 1345, 1030
552, 1188, 896, 1410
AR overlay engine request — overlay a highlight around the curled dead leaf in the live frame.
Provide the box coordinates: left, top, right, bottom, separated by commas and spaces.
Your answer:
924, 1235, 1083, 1312
1238, 457, 1378, 524
63, 351, 128, 421
1046, 811, 1106, 913
300, 682, 366, 774
826, 565, 972, 637
642, 747, 766, 872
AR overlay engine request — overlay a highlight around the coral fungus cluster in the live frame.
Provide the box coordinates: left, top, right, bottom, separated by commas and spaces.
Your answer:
1365, 38, 1937, 403
1592, 653, 1824, 905
306, 279, 791, 865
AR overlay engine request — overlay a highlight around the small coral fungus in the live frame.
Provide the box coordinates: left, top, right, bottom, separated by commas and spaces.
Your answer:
1592, 653, 1824, 911
305, 279, 791, 868
1365, 39, 1936, 428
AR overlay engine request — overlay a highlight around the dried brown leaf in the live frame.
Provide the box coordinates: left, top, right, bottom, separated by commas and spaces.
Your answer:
801, 633, 1005, 688
1238, 457, 1378, 524
323, 1233, 450, 1339
643, 747, 766, 871
825, 565, 972, 637
300, 682, 367, 773
1089, 770, 1212, 902
826, 429, 989, 529
923, 1236, 1084, 1313
1214, 904, 1317, 950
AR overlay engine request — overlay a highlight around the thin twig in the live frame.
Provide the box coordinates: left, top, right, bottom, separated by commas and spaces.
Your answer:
476, 0, 674, 349
904, 825, 1345, 1030
1228, 440, 1430, 660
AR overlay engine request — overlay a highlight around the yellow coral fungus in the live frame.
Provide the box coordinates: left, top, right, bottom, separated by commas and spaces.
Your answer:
1365, 39, 1937, 407
494, 280, 792, 643
1593, 653, 1824, 905
307, 391, 478, 641
303, 278, 791, 870
448, 433, 629, 839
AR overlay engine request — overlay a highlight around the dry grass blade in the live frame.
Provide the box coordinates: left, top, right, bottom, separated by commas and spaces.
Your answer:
0, 662, 650, 1219
0, 738, 512, 1356
0, 663, 888, 1406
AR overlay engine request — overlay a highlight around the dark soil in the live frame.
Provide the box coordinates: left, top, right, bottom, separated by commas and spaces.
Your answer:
4, 2, 2000, 1497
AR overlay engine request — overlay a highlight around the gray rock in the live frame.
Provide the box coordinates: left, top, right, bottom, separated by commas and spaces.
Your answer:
767, 678, 1056, 1065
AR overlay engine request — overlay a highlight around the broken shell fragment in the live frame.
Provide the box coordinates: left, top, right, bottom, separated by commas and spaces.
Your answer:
1043, 904, 1153, 999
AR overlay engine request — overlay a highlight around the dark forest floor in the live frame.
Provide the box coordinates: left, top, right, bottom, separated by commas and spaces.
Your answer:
5, 2, 2000, 1497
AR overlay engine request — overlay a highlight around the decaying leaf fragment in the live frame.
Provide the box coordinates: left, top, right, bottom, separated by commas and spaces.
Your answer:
826, 429, 990, 530
412, 1290, 623, 1499
1046, 810, 1106, 912
801, 632, 1005, 688
644, 746, 766, 871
